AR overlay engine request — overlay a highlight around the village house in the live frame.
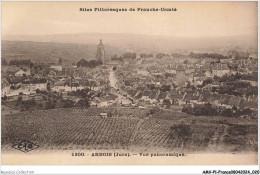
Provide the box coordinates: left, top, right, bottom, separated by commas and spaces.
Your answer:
156, 92, 168, 104
52, 81, 71, 92
50, 65, 62, 71
168, 90, 184, 105
211, 63, 230, 77
15, 68, 31, 77
96, 94, 118, 107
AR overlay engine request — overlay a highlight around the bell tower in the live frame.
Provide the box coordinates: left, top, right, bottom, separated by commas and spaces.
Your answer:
96, 39, 105, 65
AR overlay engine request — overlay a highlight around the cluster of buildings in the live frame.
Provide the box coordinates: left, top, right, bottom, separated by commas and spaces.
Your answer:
114, 53, 258, 111
1, 39, 258, 112
1, 40, 111, 107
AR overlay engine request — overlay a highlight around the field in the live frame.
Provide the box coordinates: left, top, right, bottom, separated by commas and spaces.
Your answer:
1, 107, 258, 153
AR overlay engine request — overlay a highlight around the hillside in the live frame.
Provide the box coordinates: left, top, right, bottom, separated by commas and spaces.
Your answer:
3, 33, 257, 54
1, 108, 258, 152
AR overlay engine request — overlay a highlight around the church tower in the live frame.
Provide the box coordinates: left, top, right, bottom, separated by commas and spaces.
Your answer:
96, 39, 105, 65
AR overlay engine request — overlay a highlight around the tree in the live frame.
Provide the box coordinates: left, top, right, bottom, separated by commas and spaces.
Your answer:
62, 99, 74, 108
58, 58, 63, 65
123, 52, 136, 59
149, 107, 160, 115
2, 58, 7, 66
156, 53, 168, 59
163, 99, 171, 108
221, 108, 233, 117
140, 53, 153, 58
76, 98, 90, 108
170, 123, 191, 148
17, 96, 22, 102
2, 95, 7, 101
160, 85, 171, 92
77, 59, 102, 68
111, 54, 118, 60
45, 100, 56, 109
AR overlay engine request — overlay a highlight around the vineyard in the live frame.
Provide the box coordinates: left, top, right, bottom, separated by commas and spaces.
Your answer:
1, 107, 258, 152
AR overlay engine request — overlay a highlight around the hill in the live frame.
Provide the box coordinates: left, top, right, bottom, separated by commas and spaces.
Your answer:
3, 33, 257, 54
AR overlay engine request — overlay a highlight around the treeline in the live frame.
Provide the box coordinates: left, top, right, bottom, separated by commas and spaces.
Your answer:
214, 74, 242, 83
122, 52, 136, 59
111, 52, 187, 60
171, 53, 187, 58
8, 59, 33, 66
77, 59, 102, 68
140, 53, 153, 58
212, 81, 257, 97
227, 50, 249, 59
156, 53, 169, 59
182, 103, 254, 117
111, 55, 123, 61
189, 52, 228, 59
111, 52, 137, 60
2, 59, 8, 65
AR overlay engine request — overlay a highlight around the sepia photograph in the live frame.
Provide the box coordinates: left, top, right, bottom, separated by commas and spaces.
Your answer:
1, 1, 258, 167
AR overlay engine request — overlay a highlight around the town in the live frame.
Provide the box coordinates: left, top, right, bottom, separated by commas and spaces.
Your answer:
1, 39, 258, 119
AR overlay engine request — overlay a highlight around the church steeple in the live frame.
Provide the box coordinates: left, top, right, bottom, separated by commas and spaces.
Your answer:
96, 39, 105, 65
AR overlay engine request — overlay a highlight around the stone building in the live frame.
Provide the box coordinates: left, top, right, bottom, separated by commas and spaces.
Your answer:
96, 39, 105, 64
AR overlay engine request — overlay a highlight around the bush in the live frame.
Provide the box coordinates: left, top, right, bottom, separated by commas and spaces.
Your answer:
62, 99, 74, 108
221, 108, 233, 117
76, 98, 90, 108
45, 100, 56, 109
17, 96, 23, 102
170, 123, 191, 148
2, 95, 7, 101
149, 107, 160, 115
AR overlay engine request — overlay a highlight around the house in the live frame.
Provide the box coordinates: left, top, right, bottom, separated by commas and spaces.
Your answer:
100, 113, 108, 118
141, 90, 151, 101
182, 93, 200, 105
239, 99, 257, 111
168, 90, 183, 105
137, 70, 149, 76
149, 90, 159, 104
157, 92, 168, 104
50, 65, 62, 71
228, 96, 242, 107
48, 71, 57, 77
89, 80, 100, 91
32, 78, 48, 91
71, 82, 84, 91
52, 81, 71, 92
98, 94, 118, 107
211, 63, 230, 77
219, 95, 232, 108
126, 89, 138, 100
15, 69, 31, 77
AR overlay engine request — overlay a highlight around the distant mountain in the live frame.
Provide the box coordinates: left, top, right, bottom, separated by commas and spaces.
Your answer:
2, 33, 257, 54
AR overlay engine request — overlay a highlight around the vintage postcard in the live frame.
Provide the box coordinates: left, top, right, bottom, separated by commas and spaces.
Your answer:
1, 1, 258, 166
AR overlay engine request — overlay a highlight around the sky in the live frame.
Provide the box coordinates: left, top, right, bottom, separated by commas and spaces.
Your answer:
2, 1, 258, 38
